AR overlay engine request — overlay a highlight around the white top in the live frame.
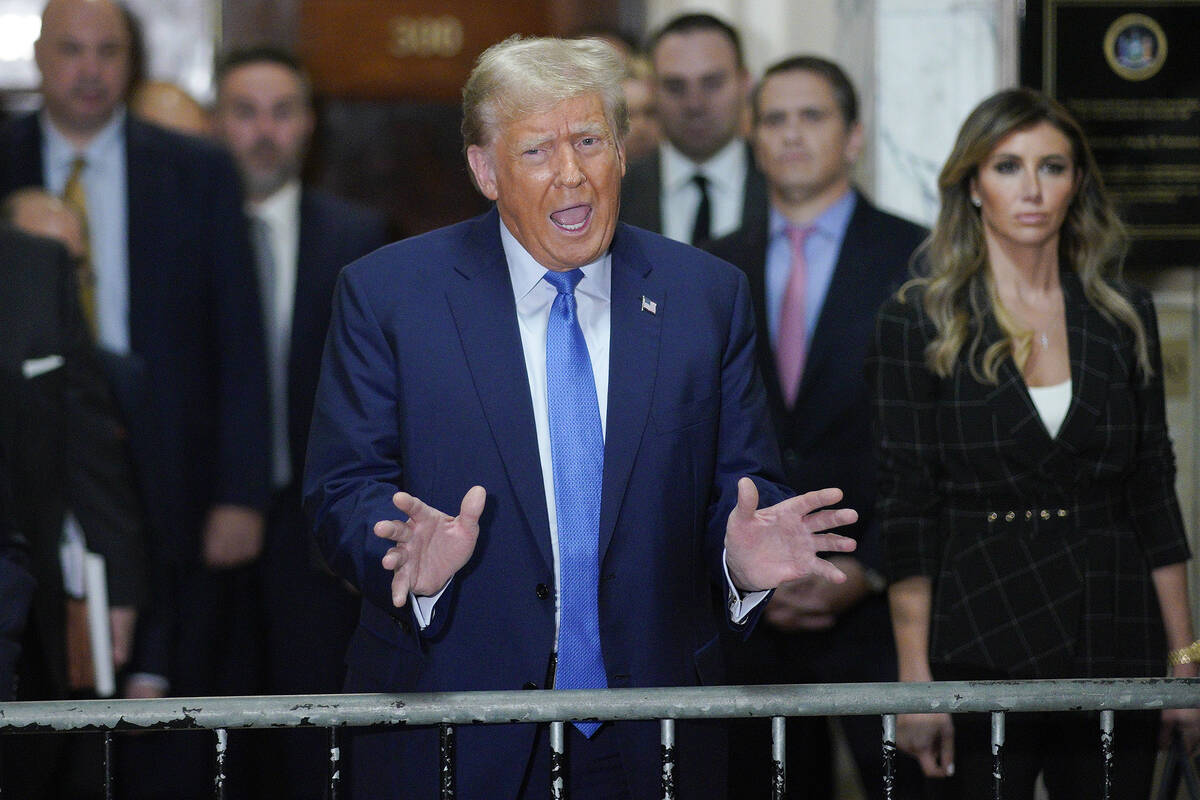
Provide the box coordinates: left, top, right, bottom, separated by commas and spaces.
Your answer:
659, 138, 748, 244
1028, 379, 1072, 438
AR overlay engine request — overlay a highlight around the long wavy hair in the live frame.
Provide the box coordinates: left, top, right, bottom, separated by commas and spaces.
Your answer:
905, 88, 1149, 383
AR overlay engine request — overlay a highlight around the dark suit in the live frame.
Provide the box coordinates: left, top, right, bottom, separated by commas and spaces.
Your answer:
304, 208, 790, 798
867, 273, 1187, 797
0, 474, 34, 704
256, 189, 388, 800
707, 192, 926, 799
0, 223, 143, 794
0, 113, 269, 799
0, 112, 270, 681
619, 142, 769, 244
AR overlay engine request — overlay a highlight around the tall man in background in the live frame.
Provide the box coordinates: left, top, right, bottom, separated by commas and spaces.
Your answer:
304, 35, 859, 799
213, 45, 388, 800
619, 13, 765, 246
705, 56, 926, 799
0, 1, 270, 795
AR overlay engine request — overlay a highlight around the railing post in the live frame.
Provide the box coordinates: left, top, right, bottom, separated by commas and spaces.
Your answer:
771, 715, 786, 800
329, 727, 341, 800
550, 721, 566, 800
990, 711, 1004, 800
1100, 709, 1114, 800
214, 728, 228, 800
439, 723, 455, 799
660, 718, 676, 800
882, 713, 897, 800
103, 731, 114, 800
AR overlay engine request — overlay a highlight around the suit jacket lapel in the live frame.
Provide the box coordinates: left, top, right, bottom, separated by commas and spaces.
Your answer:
599, 225, 662, 560
123, 118, 156, 355
7, 116, 44, 189
983, 270, 1112, 471
1048, 270, 1111, 456
445, 209, 552, 570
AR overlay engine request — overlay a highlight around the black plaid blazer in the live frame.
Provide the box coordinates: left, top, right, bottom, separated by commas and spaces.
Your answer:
867, 270, 1190, 679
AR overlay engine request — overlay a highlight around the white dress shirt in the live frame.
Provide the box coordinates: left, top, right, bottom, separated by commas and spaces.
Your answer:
659, 138, 749, 244
42, 109, 130, 353
249, 180, 302, 489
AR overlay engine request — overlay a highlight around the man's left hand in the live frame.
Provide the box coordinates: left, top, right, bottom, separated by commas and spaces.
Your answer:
725, 478, 857, 593
202, 504, 265, 568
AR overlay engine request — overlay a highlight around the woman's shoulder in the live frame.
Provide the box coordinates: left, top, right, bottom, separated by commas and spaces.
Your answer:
877, 281, 934, 329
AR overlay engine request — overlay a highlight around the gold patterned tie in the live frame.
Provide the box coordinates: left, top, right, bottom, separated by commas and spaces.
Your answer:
62, 156, 98, 336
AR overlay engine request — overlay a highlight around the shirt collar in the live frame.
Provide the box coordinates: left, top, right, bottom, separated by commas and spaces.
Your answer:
768, 188, 858, 243
42, 106, 127, 167
661, 137, 747, 193
499, 216, 611, 305
249, 179, 301, 229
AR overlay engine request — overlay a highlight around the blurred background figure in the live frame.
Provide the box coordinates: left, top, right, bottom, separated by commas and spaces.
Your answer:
212, 44, 388, 800
129, 79, 211, 137
621, 54, 660, 163
706, 55, 926, 800
0, 217, 144, 797
870, 87, 1200, 798
620, 12, 762, 247
0, 0, 271, 796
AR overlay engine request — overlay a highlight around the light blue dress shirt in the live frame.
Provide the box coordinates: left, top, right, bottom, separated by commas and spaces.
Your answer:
764, 190, 857, 350
41, 109, 131, 354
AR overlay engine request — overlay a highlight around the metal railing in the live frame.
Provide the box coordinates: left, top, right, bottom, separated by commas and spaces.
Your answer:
2, 678, 1198, 799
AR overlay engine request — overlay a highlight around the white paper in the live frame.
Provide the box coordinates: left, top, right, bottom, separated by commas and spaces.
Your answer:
84, 552, 114, 697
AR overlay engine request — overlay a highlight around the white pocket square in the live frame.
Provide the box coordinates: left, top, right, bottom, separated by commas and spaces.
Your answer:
22, 354, 65, 378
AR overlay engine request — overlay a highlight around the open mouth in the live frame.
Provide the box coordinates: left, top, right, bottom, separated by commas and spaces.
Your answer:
550, 204, 592, 232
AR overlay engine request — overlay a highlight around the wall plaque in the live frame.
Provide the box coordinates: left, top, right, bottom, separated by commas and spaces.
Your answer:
1042, 0, 1200, 269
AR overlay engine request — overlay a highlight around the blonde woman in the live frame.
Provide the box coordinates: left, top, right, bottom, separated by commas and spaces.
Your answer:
868, 88, 1200, 798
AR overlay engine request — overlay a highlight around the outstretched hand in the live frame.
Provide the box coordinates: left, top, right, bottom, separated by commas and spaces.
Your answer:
724, 478, 858, 593
374, 486, 486, 607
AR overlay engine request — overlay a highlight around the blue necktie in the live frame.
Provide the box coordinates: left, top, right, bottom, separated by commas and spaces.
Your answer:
543, 268, 607, 738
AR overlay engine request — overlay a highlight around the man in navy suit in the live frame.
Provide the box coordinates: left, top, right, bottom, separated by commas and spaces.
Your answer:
0, 0, 269, 795
214, 45, 389, 800
705, 56, 926, 799
304, 36, 859, 799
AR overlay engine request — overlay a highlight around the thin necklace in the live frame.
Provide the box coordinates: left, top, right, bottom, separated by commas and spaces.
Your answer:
1039, 331, 1049, 350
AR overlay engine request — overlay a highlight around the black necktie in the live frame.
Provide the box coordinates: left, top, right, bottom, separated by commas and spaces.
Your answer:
690, 173, 711, 245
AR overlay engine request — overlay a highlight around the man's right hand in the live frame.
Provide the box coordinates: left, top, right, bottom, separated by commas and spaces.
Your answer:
375, 486, 486, 606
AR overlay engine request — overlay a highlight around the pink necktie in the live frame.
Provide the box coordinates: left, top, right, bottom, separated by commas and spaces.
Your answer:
776, 225, 813, 408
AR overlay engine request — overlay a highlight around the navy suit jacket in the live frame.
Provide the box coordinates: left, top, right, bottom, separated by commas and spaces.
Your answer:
705, 191, 926, 570
304, 208, 789, 797
0, 113, 270, 675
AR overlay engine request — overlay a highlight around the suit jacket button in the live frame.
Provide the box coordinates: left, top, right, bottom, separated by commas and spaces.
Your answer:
523, 682, 538, 690
535, 583, 550, 599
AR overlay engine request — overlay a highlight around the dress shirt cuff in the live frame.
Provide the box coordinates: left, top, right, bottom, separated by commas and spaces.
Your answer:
723, 550, 769, 624
410, 580, 451, 630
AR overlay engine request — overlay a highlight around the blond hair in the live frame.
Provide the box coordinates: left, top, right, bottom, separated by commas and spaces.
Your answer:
905, 88, 1148, 383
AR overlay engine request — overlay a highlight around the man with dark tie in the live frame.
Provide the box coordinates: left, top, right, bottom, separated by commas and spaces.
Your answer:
0, 0, 269, 795
213, 45, 389, 800
304, 35, 859, 800
705, 56, 927, 799
619, 13, 766, 246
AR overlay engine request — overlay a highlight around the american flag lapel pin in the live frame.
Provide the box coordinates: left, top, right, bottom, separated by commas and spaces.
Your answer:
641, 295, 657, 315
